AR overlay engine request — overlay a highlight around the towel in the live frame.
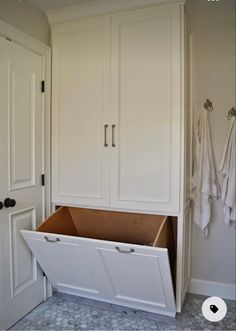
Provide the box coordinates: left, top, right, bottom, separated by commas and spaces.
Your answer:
192, 108, 221, 238
219, 117, 236, 225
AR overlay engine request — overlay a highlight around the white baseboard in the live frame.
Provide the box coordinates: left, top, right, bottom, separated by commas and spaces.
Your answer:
189, 278, 236, 301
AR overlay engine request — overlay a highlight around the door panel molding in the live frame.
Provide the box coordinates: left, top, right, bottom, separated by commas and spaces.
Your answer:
10, 208, 37, 298
97, 248, 168, 307
9, 64, 36, 191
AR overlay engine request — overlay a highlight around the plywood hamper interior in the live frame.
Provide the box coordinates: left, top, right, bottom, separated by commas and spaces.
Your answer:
37, 207, 177, 287
37, 207, 173, 246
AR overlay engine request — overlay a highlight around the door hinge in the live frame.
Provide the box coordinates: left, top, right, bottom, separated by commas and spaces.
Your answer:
41, 80, 45, 93
41, 174, 45, 186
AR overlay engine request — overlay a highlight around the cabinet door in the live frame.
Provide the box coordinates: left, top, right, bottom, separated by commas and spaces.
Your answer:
110, 5, 182, 213
86, 240, 176, 316
52, 17, 110, 207
21, 230, 104, 300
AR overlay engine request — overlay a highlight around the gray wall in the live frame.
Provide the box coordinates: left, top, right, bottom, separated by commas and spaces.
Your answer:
0, 0, 50, 45
187, 0, 235, 286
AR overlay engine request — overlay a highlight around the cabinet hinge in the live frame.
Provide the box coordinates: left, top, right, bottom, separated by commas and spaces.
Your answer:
41, 80, 45, 93
41, 174, 45, 186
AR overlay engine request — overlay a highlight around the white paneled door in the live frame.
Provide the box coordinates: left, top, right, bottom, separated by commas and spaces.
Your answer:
110, 5, 181, 213
0, 38, 45, 330
52, 17, 110, 207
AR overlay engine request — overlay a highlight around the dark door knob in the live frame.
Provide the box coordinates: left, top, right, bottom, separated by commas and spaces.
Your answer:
0, 201, 3, 210
4, 198, 16, 208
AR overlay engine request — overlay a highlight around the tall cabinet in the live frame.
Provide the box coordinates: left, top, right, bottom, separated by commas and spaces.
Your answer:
49, 0, 190, 312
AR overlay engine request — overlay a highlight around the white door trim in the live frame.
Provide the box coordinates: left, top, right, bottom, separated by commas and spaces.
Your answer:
0, 19, 51, 329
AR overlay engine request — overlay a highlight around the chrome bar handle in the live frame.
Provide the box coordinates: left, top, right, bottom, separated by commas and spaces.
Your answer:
104, 124, 108, 147
115, 246, 135, 254
44, 236, 60, 243
112, 124, 116, 147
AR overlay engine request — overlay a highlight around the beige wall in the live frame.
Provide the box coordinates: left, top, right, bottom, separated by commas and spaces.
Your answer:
0, 0, 50, 45
187, 0, 235, 286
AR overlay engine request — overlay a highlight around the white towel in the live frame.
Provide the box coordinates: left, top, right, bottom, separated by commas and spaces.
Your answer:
192, 108, 221, 238
219, 117, 236, 225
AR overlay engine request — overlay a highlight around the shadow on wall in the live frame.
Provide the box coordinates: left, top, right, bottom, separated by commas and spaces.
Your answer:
0, 0, 50, 45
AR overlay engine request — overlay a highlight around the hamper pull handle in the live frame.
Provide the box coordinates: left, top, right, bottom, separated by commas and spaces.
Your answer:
115, 246, 134, 254
44, 236, 60, 243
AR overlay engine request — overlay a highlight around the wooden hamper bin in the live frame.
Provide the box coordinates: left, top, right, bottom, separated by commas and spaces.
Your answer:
22, 207, 177, 316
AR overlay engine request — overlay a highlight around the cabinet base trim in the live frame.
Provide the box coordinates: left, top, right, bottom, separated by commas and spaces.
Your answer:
189, 278, 236, 301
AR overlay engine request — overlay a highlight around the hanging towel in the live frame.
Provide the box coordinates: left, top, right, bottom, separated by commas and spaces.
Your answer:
192, 108, 221, 238
219, 117, 236, 225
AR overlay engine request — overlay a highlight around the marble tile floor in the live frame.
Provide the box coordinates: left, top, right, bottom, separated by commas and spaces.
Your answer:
10, 292, 236, 331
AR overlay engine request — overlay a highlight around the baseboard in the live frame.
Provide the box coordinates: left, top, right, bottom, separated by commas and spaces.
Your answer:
189, 278, 236, 301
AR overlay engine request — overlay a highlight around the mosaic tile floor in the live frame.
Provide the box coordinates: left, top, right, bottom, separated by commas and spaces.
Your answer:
10, 292, 236, 331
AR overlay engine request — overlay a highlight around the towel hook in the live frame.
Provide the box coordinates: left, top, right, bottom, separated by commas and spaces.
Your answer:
227, 107, 236, 120
204, 99, 213, 112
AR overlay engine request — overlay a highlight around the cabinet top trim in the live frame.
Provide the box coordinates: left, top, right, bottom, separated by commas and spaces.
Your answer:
47, 0, 185, 26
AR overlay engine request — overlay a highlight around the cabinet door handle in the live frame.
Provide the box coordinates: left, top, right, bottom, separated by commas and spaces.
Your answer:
104, 124, 108, 147
115, 246, 135, 254
44, 236, 60, 243
112, 124, 116, 147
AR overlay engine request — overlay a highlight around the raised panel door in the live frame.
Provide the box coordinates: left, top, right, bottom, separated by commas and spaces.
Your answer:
110, 5, 182, 213
0, 37, 44, 329
86, 240, 176, 316
52, 17, 110, 207
21, 231, 106, 300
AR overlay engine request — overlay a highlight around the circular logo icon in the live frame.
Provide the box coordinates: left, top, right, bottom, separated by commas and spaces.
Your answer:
202, 296, 227, 322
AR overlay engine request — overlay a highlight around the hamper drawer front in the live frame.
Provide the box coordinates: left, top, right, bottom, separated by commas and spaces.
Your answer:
21, 230, 176, 316
86, 240, 176, 316
21, 230, 103, 298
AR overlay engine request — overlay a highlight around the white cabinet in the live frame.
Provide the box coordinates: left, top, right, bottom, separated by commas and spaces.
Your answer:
51, 4, 183, 214
52, 17, 110, 207
110, 5, 181, 212
22, 206, 176, 316
49, 0, 189, 314
87, 240, 176, 315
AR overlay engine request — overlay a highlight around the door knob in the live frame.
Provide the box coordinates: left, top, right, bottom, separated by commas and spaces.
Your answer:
4, 198, 16, 208
0, 201, 3, 210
